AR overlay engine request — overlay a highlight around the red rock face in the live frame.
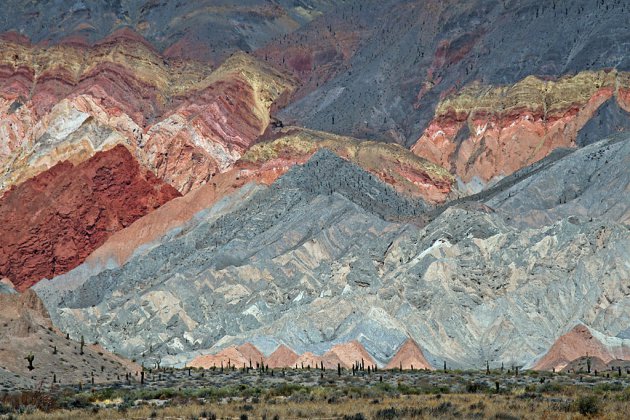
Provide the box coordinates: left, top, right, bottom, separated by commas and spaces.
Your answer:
0, 34, 295, 195
411, 71, 630, 190
385, 338, 433, 370
266, 344, 300, 369
0, 144, 180, 291
533, 325, 630, 372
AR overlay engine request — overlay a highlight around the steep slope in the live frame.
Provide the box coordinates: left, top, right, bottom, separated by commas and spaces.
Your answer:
385, 339, 432, 370
35, 136, 630, 369
0, 1, 338, 63
532, 324, 630, 372
34, 150, 426, 364
0, 145, 180, 291
412, 70, 630, 192
0, 290, 139, 391
487, 134, 630, 227
277, 0, 630, 146
0, 34, 295, 194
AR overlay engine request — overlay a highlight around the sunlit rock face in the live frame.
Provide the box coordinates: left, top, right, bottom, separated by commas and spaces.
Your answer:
34, 138, 630, 369
412, 71, 630, 193
0, 145, 180, 291
0, 33, 296, 195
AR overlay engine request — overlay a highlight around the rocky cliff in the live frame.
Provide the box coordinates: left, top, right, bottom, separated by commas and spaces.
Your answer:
34, 135, 630, 369
0, 145, 180, 291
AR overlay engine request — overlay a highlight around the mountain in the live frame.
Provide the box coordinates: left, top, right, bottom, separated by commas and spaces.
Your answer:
1, 0, 629, 379
0, 145, 180, 291
34, 135, 630, 369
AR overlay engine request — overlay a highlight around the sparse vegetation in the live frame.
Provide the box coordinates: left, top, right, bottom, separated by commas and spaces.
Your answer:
1, 367, 629, 418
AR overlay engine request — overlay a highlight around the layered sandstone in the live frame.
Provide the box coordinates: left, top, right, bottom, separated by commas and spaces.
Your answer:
412, 70, 630, 192
533, 325, 630, 372
0, 145, 180, 291
385, 339, 433, 370
0, 34, 295, 194
243, 126, 454, 203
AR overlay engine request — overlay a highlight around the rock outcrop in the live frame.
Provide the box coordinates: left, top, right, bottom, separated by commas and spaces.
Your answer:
0, 290, 139, 390
385, 339, 433, 370
34, 136, 630, 369
0, 145, 180, 291
244, 126, 454, 203
0, 35, 295, 194
412, 71, 630, 192
532, 325, 630, 372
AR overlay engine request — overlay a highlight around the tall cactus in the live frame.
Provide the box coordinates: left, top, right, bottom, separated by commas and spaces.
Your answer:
25, 353, 35, 371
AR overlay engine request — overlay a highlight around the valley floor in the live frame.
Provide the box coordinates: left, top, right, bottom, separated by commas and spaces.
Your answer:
2, 368, 630, 419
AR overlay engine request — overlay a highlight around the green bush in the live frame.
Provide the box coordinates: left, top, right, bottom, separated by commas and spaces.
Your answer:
575, 395, 600, 416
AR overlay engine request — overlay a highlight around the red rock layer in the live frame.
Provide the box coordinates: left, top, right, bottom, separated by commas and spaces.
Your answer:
85, 163, 280, 268
188, 346, 251, 370
412, 70, 630, 188
533, 325, 630, 372
237, 343, 266, 367
0, 33, 294, 194
0, 145, 180, 291
266, 344, 300, 369
325, 340, 377, 369
189, 340, 429, 371
385, 338, 433, 370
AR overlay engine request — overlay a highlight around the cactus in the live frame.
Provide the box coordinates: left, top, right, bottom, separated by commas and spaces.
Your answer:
486, 360, 490, 374
80, 335, 85, 355
25, 352, 35, 371
586, 354, 591, 374
338, 363, 341, 376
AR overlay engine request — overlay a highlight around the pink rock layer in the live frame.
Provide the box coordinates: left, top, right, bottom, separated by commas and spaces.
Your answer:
533, 325, 630, 372
412, 73, 630, 187
188, 339, 433, 370
385, 338, 433, 370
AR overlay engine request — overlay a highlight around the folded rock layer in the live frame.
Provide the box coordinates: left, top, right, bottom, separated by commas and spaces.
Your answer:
0, 144, 180, 291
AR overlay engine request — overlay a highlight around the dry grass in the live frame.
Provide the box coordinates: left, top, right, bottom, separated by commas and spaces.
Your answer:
12, 391, 630, 419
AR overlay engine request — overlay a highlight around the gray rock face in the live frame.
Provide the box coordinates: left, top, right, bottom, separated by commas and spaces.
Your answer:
35, 138, 630, 369
0, 1, 337, 62
278, 0, 630, 145
487, 135, 630, 227
576, 100, 630, 147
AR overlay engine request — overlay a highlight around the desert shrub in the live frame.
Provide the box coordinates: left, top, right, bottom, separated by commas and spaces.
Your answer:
431, 401, 457, 416
593, 382, 623, 393
466, 382, 490, 393
575, 395, 600, 416
374, 407, 398, 419
343, 413, 366, 420
492, 413, 520, 420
